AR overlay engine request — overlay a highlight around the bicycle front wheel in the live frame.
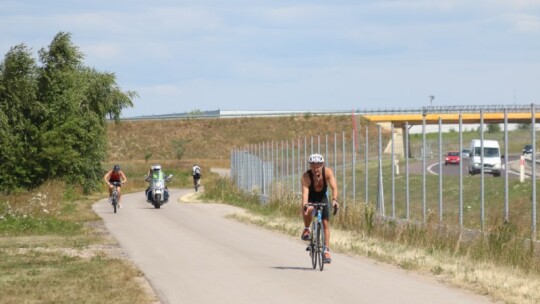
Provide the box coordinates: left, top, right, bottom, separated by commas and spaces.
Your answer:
316, 223, 324, 271
112, 193, 118, 213
310, 222, 317, 269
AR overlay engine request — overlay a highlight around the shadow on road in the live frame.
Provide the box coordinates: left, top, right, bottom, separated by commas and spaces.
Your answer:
271, 266, 316, 271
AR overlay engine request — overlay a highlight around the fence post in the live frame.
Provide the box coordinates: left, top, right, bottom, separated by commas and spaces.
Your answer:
438, 117, 443, 223
532, 104, 537, 241
342, 131, 346, 210
480, 110, 485, 231
405, 122, 410, 220
391, 123, 395, 218
365, 126, 369, 205
459, 114, 463, 227
352, 128, 356, 206
377, 125, 384, 215
422, 110, 427, 223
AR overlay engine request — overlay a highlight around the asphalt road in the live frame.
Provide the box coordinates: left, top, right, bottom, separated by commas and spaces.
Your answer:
409, 155, 522, 178
93, 189, 493, 304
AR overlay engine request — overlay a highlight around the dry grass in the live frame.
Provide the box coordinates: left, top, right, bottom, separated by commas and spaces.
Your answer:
1, 114, 535, 303
0, 182, 158, 304
202, 176, 540, 303
227, 209, 540, 304
106, 115, 366, 162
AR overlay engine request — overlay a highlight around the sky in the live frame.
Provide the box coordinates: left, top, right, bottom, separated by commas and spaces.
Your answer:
1, 0, 540, 118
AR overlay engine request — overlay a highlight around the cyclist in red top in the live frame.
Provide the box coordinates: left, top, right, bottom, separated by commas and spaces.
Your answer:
103, 164, 128, 208
301, 153, 339, 263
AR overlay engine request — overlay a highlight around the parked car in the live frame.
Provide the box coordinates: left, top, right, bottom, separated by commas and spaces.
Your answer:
445, 151, 461, 165
461, 149, 471, 158
523, 144, 533, 155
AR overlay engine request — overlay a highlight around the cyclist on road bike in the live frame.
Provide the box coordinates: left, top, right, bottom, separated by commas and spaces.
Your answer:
104, 164, 127, 208
192, 164, 201, 188
301, 153, 339, 264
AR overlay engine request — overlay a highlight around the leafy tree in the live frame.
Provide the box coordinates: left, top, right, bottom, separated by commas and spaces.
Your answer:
172, 139, 191, 160
0, 32, 136, 193
0, 44, 43, 190
517, 123, 531, 131
487, 123, 501, 133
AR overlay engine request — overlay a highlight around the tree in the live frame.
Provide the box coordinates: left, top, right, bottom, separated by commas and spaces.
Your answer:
517, 123, 531, 131
487, 123, 501, 133
0, 44, 43, 190
172, 139, 191, 160
0, 32, 136, 193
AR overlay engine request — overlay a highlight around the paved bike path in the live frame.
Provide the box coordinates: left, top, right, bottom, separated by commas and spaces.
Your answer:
93, 189, 494, 304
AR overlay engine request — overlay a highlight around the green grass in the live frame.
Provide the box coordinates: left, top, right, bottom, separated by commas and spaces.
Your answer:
2, 115, 538, 303
0, 215, 81, 236
0, 181, 155, 303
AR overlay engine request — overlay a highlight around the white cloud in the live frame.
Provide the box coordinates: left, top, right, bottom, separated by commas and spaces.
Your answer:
2, 0, 540, 116
505, 13, 540, 32
83, 43, 120, 58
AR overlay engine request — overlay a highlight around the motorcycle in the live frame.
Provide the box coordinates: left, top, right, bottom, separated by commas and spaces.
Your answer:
145, 174, 173, 209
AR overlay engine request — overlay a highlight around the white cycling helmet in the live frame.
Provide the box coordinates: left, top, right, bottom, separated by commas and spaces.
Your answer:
151, 164, 161, 170
308, 153, 325, 163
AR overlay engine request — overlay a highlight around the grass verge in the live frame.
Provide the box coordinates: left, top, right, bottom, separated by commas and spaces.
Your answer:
0, 181, 157, 304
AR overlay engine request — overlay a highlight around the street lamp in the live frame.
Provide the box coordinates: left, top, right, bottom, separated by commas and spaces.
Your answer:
429, 95, 435, 109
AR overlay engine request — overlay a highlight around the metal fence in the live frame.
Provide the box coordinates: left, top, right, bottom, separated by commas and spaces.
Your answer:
230, 105, 540, 239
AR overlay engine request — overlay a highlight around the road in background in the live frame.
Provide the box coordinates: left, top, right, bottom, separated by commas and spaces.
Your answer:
93, 190, 492, 304
424, 155, 521, 177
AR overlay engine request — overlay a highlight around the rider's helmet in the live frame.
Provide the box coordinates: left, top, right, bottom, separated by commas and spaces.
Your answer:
308, 153, 324, 164
151, 164, 161, 171
113, 164, 121, 172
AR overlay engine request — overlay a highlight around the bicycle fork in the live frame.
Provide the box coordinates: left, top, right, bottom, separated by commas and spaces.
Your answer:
306, 210, 323, 253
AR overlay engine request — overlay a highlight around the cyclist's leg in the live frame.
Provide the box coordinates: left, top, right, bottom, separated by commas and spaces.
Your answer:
301, 205, 313, 240
322, 219, 330, 249
117, 186, 123, 207
321, 200, 332, 263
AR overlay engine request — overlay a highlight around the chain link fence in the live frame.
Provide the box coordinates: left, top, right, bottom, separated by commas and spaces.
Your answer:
231, 105, 540, 238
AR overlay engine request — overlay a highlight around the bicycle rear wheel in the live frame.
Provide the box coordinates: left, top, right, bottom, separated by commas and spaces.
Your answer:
316, 223, 324, 271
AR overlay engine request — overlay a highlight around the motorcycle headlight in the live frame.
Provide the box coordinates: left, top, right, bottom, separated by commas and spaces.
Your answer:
156, 182, 163, 188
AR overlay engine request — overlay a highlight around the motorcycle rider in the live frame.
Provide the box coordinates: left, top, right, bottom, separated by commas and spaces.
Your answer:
145, 164, 169, 203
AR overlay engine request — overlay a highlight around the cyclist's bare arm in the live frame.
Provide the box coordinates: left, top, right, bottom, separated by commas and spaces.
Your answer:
325, 167, 339, 207
120, 171, 127, 183
301, 172, 311, 206
103, 171, 112, 184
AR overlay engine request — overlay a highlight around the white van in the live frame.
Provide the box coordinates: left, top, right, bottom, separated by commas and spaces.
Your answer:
468, 139, 501, 176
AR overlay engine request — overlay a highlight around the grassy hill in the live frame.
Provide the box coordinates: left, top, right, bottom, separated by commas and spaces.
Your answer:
106, 114, 366, 163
